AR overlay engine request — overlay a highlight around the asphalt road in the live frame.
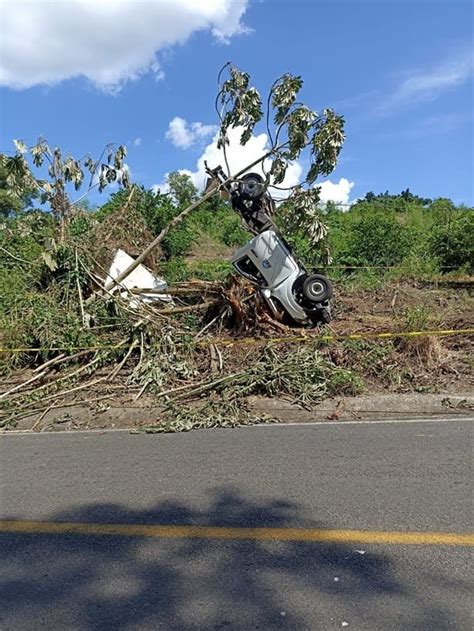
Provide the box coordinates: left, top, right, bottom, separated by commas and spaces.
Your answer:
1, 419, 473, 630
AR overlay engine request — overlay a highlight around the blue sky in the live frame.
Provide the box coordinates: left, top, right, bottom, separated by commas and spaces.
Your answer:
1, 0, 473, 206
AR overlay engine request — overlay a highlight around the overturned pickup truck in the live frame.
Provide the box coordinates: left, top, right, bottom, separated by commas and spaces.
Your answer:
205, 164, 333, 326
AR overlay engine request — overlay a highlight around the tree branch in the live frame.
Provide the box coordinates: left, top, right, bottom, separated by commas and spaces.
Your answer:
102, 149, 277, 293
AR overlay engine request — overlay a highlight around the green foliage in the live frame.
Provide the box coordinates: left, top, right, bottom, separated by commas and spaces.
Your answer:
276, 227, 321, 267
398, 305, 436, 332
189, 197, 249, 248
354, 189, 432, 210
220, 220, 248, 247
93, 179, 473, 279
337, 210, 413, 267
166, 171, 199, 207
429, 209, 474, 272
187, 259, 232, 281
162, 221, 196, 258
0, 211, 56, 320
387, 255, 440, 282
143, 342, 363, 433
95, 186, 171, 228
272, 74, 303, 125
0, 188, 21, 217
142, 398, 274, 434
159, 257, 190, 282
0, 266, 31, 318
0, 210, 54, 263
3, 139, 129, 230
160, 258, 233, 283
218, 65, 263, 147
338, 268, 386, 291
339, 340, 402, 388
217, 64, 344, 187
1, 289, 96, 366
426, 197, 457, 216
250, 344, 363, 405
278, 192, 328, 252
274, 189, 473, 277
96, 184, 196, 259
68, 212, 93, 238
0, 156, 37, 217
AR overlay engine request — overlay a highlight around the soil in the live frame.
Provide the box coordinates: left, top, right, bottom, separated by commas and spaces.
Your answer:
331, 281, 473, 334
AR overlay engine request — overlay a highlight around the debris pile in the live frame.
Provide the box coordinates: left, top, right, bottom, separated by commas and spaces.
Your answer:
0, 214, 362, 431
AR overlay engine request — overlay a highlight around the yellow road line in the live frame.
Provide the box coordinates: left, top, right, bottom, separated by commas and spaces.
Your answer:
0, 520, 472, 546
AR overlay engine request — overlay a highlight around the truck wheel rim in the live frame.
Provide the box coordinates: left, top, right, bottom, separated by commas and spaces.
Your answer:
307, 281, 325, 298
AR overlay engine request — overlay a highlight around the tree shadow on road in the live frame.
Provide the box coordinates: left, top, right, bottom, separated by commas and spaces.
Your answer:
1, 487, 470, 630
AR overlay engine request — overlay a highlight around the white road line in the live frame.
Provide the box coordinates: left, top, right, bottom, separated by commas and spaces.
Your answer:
1, 416, 473, 437
251, 416, 474, 428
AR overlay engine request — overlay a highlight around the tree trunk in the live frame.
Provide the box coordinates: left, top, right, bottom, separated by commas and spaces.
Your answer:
102, 150, 272, 293
103, 187, 216, 291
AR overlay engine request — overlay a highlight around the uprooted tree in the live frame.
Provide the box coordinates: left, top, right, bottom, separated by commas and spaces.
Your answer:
102, 63, 345, 292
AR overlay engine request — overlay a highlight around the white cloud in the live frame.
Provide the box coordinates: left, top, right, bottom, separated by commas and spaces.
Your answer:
133, 137, 142, 147
377, 50, 473, 114
165, 117, 217, 149
154, 127, 355, 212
177, 126, 303, 193
316, 178, 354, 207
0, 0, 249, 90
338, 49, 473, 117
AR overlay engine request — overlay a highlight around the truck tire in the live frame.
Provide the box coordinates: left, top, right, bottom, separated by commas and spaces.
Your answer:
302, 274, 333, 303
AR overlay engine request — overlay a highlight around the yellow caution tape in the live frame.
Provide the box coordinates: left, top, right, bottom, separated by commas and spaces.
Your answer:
0, 328, 473, 354
0, 343, 125, 353
198, 327, 474, 347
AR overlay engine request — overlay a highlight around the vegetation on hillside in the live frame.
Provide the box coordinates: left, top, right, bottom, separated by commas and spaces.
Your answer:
1, 173, 472, 431
0, 63, 472, 432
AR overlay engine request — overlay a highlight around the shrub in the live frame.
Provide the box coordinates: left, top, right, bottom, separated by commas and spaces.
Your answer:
338, 211, 413, 267
187, 259, 232, 281
398, 305, 437, 332
0, 289, 98, 370
68, 213, 93, 238
161, 222, 195, 258
429, 211, 474, 272
388, 254, 439, 281
190, 201, 249, 248
159, 257, 190, 282
220, 217, 248, 247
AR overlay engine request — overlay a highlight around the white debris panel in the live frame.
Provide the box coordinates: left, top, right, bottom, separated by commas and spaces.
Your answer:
106, 249, 174, 308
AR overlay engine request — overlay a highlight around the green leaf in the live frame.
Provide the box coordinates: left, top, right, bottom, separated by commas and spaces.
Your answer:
41, 250, 58, 272
310, 110, 345, 176
13, 139, 28, 155
218, 64, 263, 149
84, 156, 94, 173
271, 74, 303, 125
269, 158, 287, 185
306, 163, 319, 185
